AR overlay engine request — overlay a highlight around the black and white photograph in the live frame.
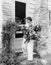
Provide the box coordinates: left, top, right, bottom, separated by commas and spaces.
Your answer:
0, 0, 51, 65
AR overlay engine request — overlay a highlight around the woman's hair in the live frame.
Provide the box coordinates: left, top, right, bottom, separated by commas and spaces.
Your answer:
25, 17, 32, 21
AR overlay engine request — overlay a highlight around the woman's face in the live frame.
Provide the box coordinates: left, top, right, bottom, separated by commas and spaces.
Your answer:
26, 19, 31, 25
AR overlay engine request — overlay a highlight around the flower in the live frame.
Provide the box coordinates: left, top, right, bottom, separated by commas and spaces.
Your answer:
22, 24, 41, 43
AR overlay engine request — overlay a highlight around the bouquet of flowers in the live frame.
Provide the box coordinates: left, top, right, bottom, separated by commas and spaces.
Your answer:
22, 24, 41, 43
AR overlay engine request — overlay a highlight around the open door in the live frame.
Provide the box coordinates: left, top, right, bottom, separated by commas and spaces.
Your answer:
14, 1, 26, 52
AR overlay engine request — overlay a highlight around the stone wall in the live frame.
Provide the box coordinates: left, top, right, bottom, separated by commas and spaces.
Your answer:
0, 0, 3, 53
2, 0, 51, 53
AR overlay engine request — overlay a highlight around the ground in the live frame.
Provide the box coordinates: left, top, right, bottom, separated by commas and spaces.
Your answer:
17, 53, 43, 65
17, 52, 51, 65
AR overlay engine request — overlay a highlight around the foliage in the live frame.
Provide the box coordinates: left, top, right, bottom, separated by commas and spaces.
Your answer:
0, 20, 20, 65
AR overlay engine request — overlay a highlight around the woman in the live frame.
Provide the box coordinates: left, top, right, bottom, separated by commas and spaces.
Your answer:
22, 17, 34, 60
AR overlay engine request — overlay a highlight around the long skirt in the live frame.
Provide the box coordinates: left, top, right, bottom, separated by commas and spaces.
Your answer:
27, 40, 34, 60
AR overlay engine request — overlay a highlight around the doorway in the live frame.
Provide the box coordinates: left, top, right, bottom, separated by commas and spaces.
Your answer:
15, 1, 26, 38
